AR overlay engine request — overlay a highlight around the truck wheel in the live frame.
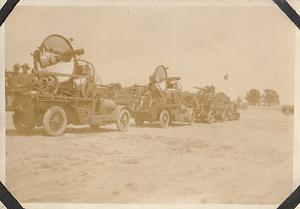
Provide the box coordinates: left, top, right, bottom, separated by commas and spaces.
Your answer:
227, 112, 233, 121
206, 111, 215, 124
188, 112, 195, 125
43, 106, 67, 136
116, 109, 131, 131
220, 112, 229, 122
13, 112, 35, 133
159, 110, 169, 128
135, 117, 144, 127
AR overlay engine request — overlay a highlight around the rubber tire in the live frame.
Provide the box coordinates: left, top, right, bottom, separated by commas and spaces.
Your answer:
116, 109, 131, 131
159, 110, 169, 128
206, 111, 215, 124
220, 112, 228, 122
43, 106, 67, 136
13, 112, 35, 133
227, 112, 233, 121
135, 117, 144, 127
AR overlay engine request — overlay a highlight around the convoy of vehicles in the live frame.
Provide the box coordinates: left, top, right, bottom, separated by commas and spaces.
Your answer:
5, 34, 241, 136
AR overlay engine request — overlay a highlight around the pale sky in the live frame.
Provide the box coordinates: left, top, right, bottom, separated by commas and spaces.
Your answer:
5, 5, 295, 103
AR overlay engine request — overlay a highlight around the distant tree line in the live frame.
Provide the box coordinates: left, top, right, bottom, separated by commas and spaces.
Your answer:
245, 89, 280, 106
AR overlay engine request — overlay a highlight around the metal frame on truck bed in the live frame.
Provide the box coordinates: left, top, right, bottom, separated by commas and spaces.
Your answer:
5, 34, 131, 136
129, 65, 195, 128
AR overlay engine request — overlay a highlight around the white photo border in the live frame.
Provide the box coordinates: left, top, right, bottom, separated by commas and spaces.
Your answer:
0, 0, 299, 208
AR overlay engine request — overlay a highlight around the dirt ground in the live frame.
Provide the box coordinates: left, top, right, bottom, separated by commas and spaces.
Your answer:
5, 107, 293, 204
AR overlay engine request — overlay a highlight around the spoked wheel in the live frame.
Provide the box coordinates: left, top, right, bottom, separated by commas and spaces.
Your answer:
13, 112, 35, 133
206, 111, 215, 124
188, 111, 195, 125
159, 110, 169, 128
135, 117, 144, 127
226, 111, 233, 121
116, 109, 131, 131
43, 106, 67, 136
38, 74, 58, 95
220, 111, 229, 122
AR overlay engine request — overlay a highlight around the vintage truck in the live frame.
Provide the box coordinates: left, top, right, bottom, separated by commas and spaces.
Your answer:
126, 65, 195, 128
182, 86, 240, 123
281, 105, 294, 115
5, 34, 131, 136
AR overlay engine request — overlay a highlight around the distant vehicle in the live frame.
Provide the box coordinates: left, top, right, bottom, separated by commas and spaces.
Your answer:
182, 86, 240, 123
281, 105, 294, 115
5, 34, 131, 136
240, 102, 248, 110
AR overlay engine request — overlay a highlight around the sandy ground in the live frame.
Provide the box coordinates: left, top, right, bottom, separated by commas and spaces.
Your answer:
5, 107, 293, 204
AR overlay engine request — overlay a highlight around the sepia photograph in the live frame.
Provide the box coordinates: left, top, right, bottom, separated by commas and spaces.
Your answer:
1, 1, 297, 206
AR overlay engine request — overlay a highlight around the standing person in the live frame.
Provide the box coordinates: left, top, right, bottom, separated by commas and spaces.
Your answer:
21, 63, 30, 74
21, 63, 32, 87
11, 63, 21, 87
13, 63, 20, 73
